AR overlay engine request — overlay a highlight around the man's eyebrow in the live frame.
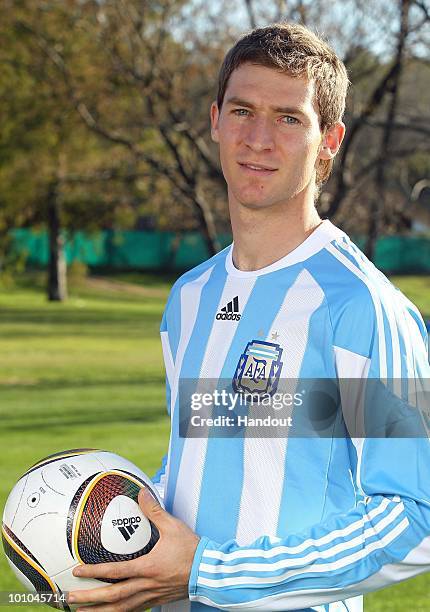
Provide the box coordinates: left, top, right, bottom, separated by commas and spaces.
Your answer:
225, 96, 307, 117
225, 96, 257, 108
271, 105, 306, 117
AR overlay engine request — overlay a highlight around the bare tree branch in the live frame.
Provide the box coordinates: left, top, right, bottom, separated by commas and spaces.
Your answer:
365, 0, 410, 259
244, 0, 257, 28
364, 118, 430, 136
327, 35, 414, 217
413, 0, 430, 21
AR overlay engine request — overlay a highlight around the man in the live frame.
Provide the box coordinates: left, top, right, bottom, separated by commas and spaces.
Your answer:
70, 22, 430, 612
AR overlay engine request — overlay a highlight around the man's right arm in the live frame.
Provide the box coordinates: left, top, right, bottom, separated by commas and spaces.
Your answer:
151, 312, 175, 502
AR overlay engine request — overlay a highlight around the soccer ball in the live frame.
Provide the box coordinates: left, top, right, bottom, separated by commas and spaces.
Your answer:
2, 448, 161, 610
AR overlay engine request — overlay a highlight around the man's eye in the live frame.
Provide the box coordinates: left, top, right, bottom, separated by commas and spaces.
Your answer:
233, 108, 250, 117
281, 116, 299, 125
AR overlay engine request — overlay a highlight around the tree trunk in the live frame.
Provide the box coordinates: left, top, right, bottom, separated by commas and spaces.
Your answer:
194, 189, 222, 257
365, 197, 383, 262
47, 183, 67, 301
365, 0, 410, 261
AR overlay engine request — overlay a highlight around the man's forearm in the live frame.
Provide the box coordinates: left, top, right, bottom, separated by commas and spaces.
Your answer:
189, 492, 430, 610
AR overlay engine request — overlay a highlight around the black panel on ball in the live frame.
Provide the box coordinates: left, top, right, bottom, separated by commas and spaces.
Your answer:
67, 472, 159, 582
1, 525, 62, 610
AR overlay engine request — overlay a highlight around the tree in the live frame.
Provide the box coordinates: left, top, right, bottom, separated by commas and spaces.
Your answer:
0, 0, 150, 298
18, 0, 229, 256
365, 0, 411, 260
1, 0, 429, 283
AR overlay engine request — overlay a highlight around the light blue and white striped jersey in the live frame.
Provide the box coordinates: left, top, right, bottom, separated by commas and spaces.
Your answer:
152, 220, 430, 612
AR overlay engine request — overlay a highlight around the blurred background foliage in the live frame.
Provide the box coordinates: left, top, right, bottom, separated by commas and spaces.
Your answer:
0, 0, 429, 300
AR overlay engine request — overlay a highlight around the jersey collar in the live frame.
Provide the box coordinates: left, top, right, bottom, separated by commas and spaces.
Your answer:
225, 220, 345, 278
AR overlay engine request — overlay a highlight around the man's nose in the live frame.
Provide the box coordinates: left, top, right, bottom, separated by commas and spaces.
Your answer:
242, 117, 275, 152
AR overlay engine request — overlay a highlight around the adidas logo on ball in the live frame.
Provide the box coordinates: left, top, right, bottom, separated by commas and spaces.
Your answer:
112, 516, 142, 541
111, 516, 141, 527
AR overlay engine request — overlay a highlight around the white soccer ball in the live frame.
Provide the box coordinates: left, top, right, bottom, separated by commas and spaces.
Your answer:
2, 449, 162, 610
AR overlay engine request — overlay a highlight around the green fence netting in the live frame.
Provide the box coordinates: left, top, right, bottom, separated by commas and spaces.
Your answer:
10, 229, 430, 273
10, 229, 232, 271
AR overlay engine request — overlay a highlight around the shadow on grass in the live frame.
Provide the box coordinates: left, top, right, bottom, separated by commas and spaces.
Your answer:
11, 271, 173, 305
2, 404, 168, 431
0, 307, 162, 322
1, 376, 165, 391
93, 270, 180, 287
0, 308, 163, 338
17, 269, 178, 289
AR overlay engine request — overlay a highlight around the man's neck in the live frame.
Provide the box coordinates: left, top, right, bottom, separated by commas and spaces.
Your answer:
229, 193, 322, 272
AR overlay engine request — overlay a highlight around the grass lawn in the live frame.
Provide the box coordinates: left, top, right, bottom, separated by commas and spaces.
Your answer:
0, 272, 429, 610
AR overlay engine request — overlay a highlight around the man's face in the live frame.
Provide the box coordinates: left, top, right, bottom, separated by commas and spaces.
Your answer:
211, 63, 341, 211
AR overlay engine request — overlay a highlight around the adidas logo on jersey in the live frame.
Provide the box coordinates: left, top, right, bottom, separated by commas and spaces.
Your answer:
112, 516, 141, 541
216, 296, 241, 321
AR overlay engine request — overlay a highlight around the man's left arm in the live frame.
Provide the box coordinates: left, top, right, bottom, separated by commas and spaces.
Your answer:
151, 312, 175, 502
186, 436, 430, 610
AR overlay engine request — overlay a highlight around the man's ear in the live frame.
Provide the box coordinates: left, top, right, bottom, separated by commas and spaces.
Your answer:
210, 101, 220, 143
318, 121, 345, 160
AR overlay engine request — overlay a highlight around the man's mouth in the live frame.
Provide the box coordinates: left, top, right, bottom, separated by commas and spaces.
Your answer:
238, 162, 278, 174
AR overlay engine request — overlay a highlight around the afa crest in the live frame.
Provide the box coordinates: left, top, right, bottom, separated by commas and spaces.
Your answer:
233, 340, 283, 396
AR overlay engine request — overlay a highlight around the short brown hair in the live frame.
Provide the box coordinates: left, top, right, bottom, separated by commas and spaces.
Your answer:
217, 23, 349, 184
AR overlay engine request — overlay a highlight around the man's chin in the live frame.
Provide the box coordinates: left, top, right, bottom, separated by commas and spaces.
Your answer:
231, 190, 273, 210
240, 200, 272, 210
236, 196, 288, 211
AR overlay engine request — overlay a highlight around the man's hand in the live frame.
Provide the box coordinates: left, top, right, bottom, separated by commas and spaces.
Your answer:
68, 487, 200, 611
